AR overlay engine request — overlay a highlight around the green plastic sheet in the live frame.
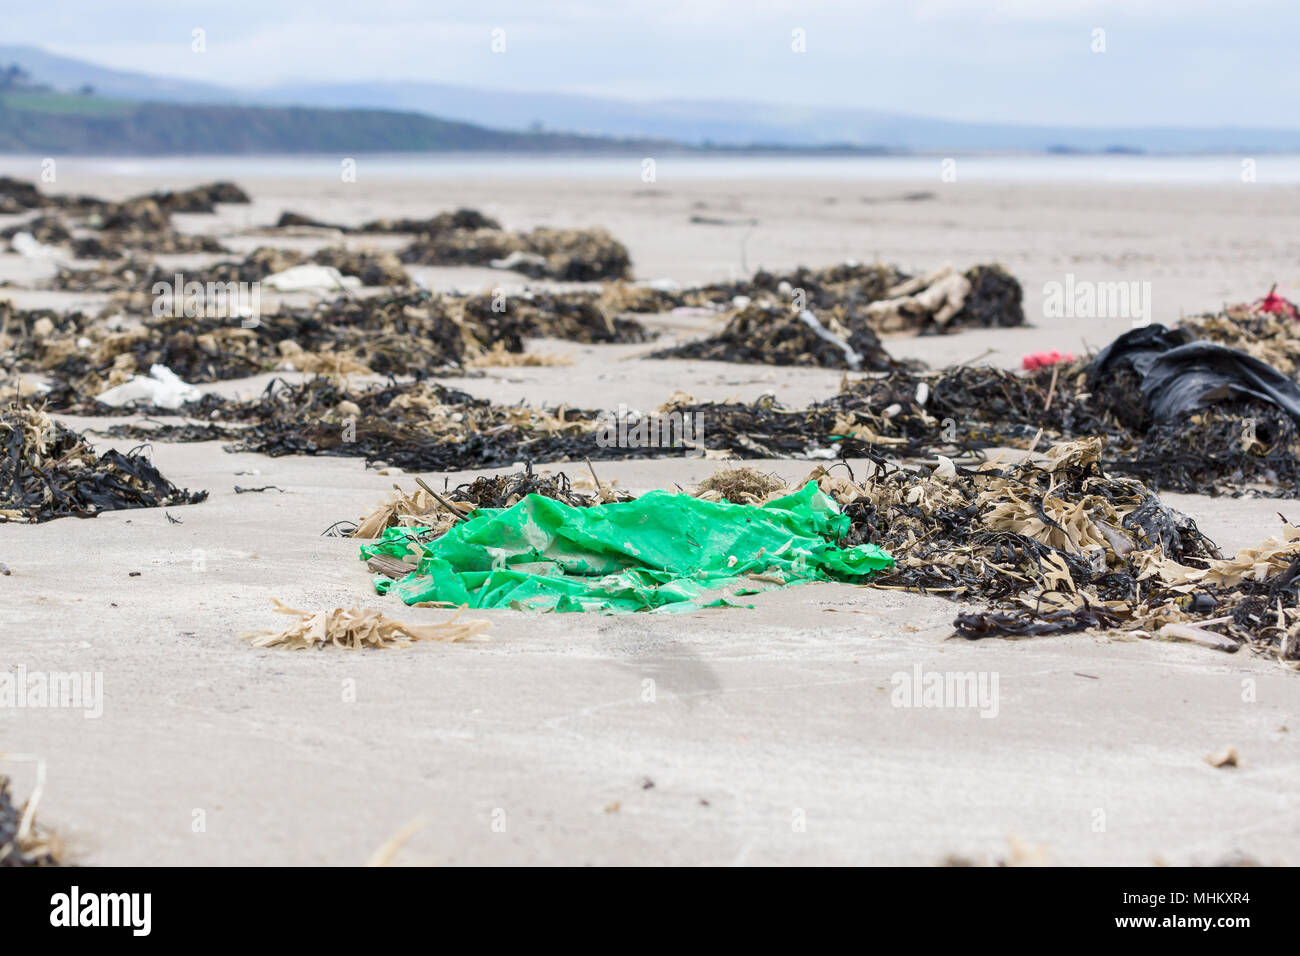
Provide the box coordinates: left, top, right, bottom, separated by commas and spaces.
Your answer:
360, 482, 893, 614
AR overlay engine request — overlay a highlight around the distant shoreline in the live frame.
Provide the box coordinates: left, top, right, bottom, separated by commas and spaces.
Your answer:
3, 152, 1299, 185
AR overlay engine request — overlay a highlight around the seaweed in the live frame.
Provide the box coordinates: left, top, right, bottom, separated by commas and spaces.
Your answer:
0, 405, 207, 523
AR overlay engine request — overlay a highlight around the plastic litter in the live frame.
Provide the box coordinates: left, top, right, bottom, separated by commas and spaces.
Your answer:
360, 482, 893, 613
9, 232, 58, 259
1089, 324, 1300, 424
1022, 349, 1074, 370
261, 264, 361, 294
96, 364, 201, 410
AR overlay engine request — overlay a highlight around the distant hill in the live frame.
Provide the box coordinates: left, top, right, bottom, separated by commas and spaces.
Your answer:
253, 82, 1300, 153
5, 44, 1300, 153
0, 90, 672, 155
0, 44, 238, 104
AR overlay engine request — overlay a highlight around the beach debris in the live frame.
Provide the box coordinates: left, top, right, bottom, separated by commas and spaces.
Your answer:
95, 364, 201, 410
124, 246, 408, 291
1205, 746, 1240, 768
67, 325, 1300, 499
1181, 293, 1300, 375
692, 466, 788, 504
0, 772, 61, 867
246, 598, 490, 649
359, 208, 501, 235
0, 176, 46, 213
799, 437, 1300, 653
461, 288, 650, 344
274, 210, 338, 230
311, 247, 409, 287
1252, 285, 1299, 320
361, 482, 893, 613
262, 263, 361, 294
10, 281, 649, 396
344, 439, 1300, 647
400, 224, 631, 281
652, 300, 898, 370
353, 468, 625, 540
7, 231, 59, 260
862, 267, 971, 332
365, 816, 428, 866
145, 181, 251, 213
1023, 350, 1075, 370
1, 215, 73, 246
0, 179, 239, 261
649, 263, 1023, 368
0, 405, 207, 523
1090, 324, 1300, 425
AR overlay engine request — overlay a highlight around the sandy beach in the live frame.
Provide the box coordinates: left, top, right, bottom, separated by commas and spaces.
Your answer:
3, 165, 1299, 865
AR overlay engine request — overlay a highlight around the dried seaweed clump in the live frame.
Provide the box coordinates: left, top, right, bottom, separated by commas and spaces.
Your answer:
352, 467, 624, 539
809, 437, 1298, 657
0, 405, 207, 522
248, 599, 490, 649
400, 224, 631, 281
359, 208, 501, 235
1, 215, 73, 246
0, 176, 46, 214
647, 262, 1023, 368
0, 774, 62, 867
650, 301, 898, 370
311, 247, 410, 287
461, 288, 650, 345
1181, 295, 1300, 376
99, 246, 411, 293
660, 261, 1023, 333
145, 181, 251, 213
678, 262, 905, 313
693, 466, 788, 504
20, 291, 476, 396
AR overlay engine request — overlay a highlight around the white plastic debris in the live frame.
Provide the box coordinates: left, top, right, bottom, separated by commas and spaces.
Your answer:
262, 264, 360, 294
489, 250, 547, 271
731, 295, 752, 309
798, 310, 863, 370
10, 232, 58, 259
96, 364, 201, 410
933, 455, 958, 479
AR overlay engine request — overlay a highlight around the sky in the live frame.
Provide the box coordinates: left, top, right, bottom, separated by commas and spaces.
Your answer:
5, 0, 1298, 126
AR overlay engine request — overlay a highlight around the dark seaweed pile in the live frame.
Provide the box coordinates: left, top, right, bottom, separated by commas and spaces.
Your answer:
13, 288, 649, 399
827, 444, 1299, 654
648, 301, 900, 370
649, 263, 1024, 368
1, 406, 207, 523
68, 348, 1297, 499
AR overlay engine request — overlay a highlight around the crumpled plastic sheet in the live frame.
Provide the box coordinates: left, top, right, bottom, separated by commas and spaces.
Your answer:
360, 482, 894, 613
1089, 324, 1300, 424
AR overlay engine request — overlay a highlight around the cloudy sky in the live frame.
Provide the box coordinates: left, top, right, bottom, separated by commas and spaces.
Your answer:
8, 1, 1297, 126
